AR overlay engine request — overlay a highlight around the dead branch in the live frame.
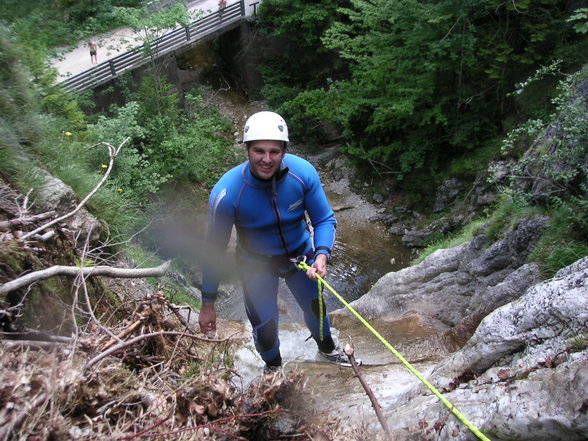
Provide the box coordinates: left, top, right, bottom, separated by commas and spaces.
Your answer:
75, 228, 124, 344
100, 319, 144, 351
128, 409, 281, 440
345, 338, 392, 440
21, 138, 129, 240
0, 331, 72, 343
166, 302, 197, 334
0, 340, 68, 349
0, 392, 48, 441
116, 416, 171, 440
86, 330, 234, 369
0, 260, 171, 295
0, 211, 55, 231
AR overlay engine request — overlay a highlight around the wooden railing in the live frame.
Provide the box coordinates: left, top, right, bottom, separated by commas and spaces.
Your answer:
60, 0, 246, 93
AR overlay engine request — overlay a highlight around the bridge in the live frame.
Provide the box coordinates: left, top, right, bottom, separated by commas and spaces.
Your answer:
59, 0, 259, 93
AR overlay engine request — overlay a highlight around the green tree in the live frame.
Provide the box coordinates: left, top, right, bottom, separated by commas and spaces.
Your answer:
320, 0, 576, 176
256, 0, 346, 142
109, 3, 193, 117
2, 0, 143, 48
257, 0, 581, 179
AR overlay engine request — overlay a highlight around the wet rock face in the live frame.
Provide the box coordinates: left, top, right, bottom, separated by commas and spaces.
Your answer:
387, 257, 588, 441
338, 215, 547, 330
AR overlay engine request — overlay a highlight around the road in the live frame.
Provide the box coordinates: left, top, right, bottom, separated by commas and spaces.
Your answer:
50, 0, 255, 81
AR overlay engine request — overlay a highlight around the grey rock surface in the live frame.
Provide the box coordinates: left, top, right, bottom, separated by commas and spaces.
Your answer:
34, 169, 102, 243
384, 256, 588, 441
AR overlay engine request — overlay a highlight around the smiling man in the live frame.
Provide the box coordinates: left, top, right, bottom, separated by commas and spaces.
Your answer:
199, 111, 351, 372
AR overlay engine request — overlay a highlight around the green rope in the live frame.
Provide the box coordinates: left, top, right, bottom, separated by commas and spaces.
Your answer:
318, 278, 324, 341
298, 261, 491, 441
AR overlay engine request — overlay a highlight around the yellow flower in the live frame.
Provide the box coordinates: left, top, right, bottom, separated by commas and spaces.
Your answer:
101, 164, 108, 169
65, 132, 72, 136
117, 188, 123, 193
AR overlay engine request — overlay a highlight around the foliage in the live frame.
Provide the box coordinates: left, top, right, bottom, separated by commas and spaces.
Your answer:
528, 194, 588, 277
2, 0, 143, 49
413, 217, 487, 264
0, 26, 41, 184
2, 3, 240, 237
567, 8, 588, 34
482, 193, 542, 244
256, 0, 583, 181
87, 77, 238, 206
109, 3, 192, 56
256, 0, 345, 141
491, 66, 588, 277
498, 66, 588, 202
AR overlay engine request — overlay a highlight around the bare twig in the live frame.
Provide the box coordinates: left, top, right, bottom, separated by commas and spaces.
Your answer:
116, 415, 171, 440
0, 211, 55, 231
0, 260, 171, 295
345, 337, 393, 440
0, 332, 71, 343
21, 138, 130, 240
74, 227, 123, 344
86, 331, 234, 369
133, 409, 281, 439
100, 319, 144, 351
0, 393, 48, 441
0, 340, 68, 349
166, 302, 196, 334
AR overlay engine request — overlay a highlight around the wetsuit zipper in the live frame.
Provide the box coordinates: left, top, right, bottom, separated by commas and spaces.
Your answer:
271, 174, 289, 255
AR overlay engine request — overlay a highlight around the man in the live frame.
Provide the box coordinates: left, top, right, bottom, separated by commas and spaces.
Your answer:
199, 111, 350, 372
88, 41, 98, 64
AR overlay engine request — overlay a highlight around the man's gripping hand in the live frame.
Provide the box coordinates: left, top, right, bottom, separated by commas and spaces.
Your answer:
198, 301, 217, 336
306, 253, 328, 281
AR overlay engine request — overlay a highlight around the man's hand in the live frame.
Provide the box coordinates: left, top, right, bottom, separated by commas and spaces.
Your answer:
306, 253, 328, 281
198, 301, 217, 335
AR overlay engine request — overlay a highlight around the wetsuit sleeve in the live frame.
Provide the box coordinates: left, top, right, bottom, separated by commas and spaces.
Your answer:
304, 166, 336, 261
201, 186, 234, 302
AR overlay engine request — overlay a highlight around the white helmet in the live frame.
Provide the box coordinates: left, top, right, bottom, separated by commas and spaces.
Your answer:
243, 111, 289, 143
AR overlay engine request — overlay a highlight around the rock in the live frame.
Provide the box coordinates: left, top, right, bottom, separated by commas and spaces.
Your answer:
465, 216, 549, 276
389, 224, 407, 235
388, 223, 405, 235
368, 213, 381, 222
381, 213, 399, 225
488, 160, 511, 184
401, 231, 425, 248
434, 178, 464, 213
373, 193, 384, 204
336, 215, 548, 329
331, 169, 343, 180
384, 257, 588, 441
33, 169, 102, 244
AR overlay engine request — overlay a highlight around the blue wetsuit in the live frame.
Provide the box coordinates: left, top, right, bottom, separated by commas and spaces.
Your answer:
202, 153, 337, 366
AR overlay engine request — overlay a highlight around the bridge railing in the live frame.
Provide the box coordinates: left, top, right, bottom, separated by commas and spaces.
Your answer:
60, 0, 246, 93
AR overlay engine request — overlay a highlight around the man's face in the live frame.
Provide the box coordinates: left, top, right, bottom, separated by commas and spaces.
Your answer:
246, 140, 285, 180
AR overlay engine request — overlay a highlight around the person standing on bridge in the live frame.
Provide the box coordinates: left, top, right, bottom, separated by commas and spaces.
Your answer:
88, 41, 98, 64
199, 111, 353, 373
218, 0, 227, 16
